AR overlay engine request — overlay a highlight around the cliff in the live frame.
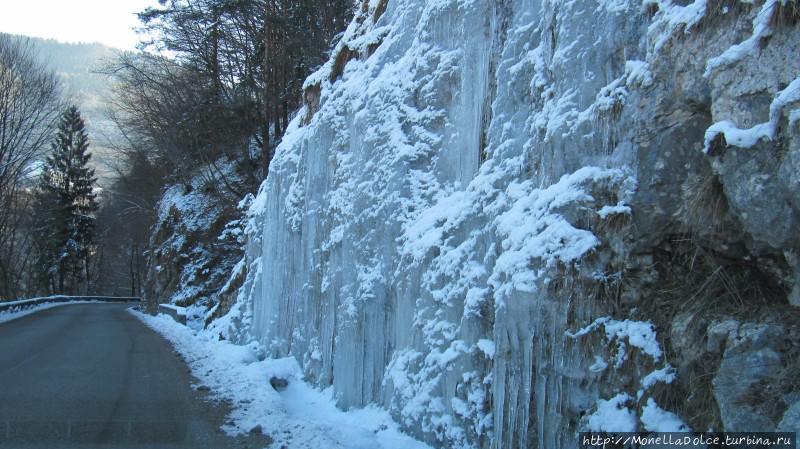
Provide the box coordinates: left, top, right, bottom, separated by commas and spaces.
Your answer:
217, 0, 799, 447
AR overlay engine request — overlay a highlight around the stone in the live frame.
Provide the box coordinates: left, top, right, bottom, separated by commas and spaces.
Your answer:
713, 325, 784, 433
269, 377, 288, 391
777, 401, 800, 433
706, 320, 739, 354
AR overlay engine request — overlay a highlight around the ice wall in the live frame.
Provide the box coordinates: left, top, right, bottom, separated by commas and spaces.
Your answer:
223, 0, 800, 447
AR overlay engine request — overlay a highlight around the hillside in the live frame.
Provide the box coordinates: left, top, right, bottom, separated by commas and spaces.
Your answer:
3, 34, 121, 183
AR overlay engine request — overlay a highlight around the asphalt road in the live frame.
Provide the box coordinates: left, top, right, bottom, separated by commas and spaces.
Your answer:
0, 303, 267, 449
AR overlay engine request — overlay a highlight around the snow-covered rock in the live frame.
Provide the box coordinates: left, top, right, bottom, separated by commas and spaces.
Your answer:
144, 161, 246, 325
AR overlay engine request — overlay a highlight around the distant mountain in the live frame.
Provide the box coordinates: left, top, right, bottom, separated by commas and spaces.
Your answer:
2, 34, 124, 185
29, 38, 117, 110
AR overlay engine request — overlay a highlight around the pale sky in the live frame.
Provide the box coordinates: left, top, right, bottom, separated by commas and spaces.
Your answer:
0, 0, 161, 50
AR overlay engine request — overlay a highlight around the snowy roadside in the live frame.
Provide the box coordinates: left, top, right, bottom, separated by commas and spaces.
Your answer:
0, 300, 98, 324
130, 309, 434, 449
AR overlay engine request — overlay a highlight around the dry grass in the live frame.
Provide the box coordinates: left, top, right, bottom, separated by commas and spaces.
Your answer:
771, 0, 800, 27
685, 173, 728, 237
704, 0, 740, 22
636, 232, 793, 430
596, 211, 632, 237
648, 238, 786, 323
655, 355, 723, 430
696, 0, 750, 32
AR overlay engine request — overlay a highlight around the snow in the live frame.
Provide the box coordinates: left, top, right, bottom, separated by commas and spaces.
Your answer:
566, 317, 662, 361
640, 365, 676, 391
567, 317, 663, 363
772, 77, 800, 119
638, 365, 676, 399
569, 317, 686, 433
703, 120, 773, 150
565, 318, 606, 338
588, 356, 609, 373
158, 184, 218, 234
704, 0, 783, 77
131, 310, 433, 449
152, 161, 247, 312
624, 60, 654, 88
586, 393, 638, 432
603, 319, 663, 361
490, 167, 628, 298
587, 381, 688, 433
704, 76, 800, 153
597, 204, 632, 218
476, 339, 496, 359
0, 300, 100, 324
640, 398, 691, 432
647, 0, 708, 53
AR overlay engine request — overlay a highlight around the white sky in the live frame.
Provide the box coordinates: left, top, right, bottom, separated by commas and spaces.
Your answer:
0, 0, 161, 50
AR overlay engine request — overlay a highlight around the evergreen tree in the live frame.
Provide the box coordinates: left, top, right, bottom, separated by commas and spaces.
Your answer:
34, 106, 98, 294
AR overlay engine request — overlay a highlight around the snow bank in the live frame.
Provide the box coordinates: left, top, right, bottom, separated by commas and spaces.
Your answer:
641, 398, 691, 432
131, 309, 433, 449
586, 394, 638, 432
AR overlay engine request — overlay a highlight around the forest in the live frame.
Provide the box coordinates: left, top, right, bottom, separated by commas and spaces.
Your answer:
0, 0, 351, 300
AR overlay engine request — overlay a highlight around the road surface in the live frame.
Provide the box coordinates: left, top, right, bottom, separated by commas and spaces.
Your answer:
0, 303, 268, 448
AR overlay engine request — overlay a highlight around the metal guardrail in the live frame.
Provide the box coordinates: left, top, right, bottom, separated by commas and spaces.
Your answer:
0, 296, 141, 314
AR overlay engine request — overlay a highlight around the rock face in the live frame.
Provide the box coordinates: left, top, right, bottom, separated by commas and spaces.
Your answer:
222, 0, 800, 447
144, 170, 245, 321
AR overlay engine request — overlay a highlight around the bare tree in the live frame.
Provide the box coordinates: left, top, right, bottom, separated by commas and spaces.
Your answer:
103, 52, 253, 190
89, 0, 352, 300
93, 147, 163, 297
132, 0, 352, 179
0, 35, 63, 299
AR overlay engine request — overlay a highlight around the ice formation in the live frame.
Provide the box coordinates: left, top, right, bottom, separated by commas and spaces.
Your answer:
211, 0, 800, 446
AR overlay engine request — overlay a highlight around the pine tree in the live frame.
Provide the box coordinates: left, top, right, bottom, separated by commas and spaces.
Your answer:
34, 106, 99, 294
